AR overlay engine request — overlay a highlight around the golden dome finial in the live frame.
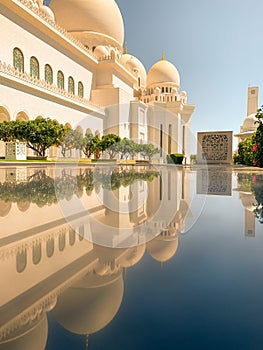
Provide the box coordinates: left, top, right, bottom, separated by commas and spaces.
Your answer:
162, 52, 165, 60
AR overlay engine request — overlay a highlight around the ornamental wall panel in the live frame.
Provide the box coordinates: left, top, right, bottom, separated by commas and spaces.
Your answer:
197, 131, 233, 164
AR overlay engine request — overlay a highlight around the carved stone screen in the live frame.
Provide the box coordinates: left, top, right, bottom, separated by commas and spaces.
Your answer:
197, 131, 233, 164
196, 168, 232, 196
5, 142, 26, 161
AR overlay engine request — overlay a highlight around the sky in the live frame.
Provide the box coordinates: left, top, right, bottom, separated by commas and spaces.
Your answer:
47, 0, 263, 151
114, 0, 263, 150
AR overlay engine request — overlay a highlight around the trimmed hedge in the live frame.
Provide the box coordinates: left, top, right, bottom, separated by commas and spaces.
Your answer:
167, 153, 185, 164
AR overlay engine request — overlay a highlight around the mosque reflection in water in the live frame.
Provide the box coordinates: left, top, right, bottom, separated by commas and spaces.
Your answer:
0, 165, 192, 350
0, 165, 262, 349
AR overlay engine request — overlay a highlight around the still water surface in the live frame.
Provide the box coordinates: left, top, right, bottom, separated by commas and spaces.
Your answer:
0, 165, 263, 350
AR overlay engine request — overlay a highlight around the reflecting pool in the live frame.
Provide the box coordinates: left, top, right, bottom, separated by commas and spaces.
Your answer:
0, 165, 263, 350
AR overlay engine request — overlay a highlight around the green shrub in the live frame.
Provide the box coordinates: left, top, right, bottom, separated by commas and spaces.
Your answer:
233, 137, 255, 166
252, 106, 263, 167
167, 153, 185, 164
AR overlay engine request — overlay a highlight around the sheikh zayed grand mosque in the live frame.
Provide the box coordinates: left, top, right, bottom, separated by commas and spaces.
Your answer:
0, 0, 195, 160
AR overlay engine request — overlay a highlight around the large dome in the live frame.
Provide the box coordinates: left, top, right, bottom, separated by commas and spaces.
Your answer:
53, 272, 124, 335
147, 58, 180, 89
121, 54, 147, 88
50, 0, 124, 50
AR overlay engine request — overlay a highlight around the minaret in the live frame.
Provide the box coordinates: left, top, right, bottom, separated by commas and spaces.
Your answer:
85, 335, 89, 350
244, 209, 255, 237
247, 86, 258, 116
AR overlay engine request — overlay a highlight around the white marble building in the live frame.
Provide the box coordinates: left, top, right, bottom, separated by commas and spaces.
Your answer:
0, 0, 195, 161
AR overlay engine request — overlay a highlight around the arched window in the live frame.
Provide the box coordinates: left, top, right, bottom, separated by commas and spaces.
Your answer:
46, 238, 54, 258
30, 56, 39, 78
32, 243, 41, 265
68, 76, 75, 94
59, 232, 66, 251
45, 64, 53, 84
69, 228, 76, 246
57, 70, 64, 89
79, 225, 84, 241
13, 48, 24, 72
138, 77, 141, 87
16, 249, 27, 273
78, 81, 84, 97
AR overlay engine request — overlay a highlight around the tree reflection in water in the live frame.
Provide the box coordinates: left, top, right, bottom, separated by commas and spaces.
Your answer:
0, 167, 160, 207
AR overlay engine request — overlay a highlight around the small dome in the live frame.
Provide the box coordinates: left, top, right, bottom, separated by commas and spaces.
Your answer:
171, 87, 177, 93
94, 263, 110, 276
121, 54, 147, 88
50, 0, 124, 50
53, 272, 124, 335
147, 58, 180, 89
119, 244, 146, 268
147, 235, 178, 263
39, 5, 55, 21
242, 114, 257, 132
180, 91, 187, 103
94, 45, 109, 59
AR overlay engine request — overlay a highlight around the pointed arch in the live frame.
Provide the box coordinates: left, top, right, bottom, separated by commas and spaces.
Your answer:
78, 81, 84, 97
45, 64, 53, 84
13, 47, 24, 72
46, 238, 54, 258
59, 232, 66, 252
30, 56, 39, 78
69, 228, 76, 246
75, 125, 83, 135
68, 76, 75, 94
16, 249, 27, 273
0, 106, 10, 122
32, 243, 42, 265
86, 128, 92, 135
16, 111, 29, 121
57, 70, 64, 89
